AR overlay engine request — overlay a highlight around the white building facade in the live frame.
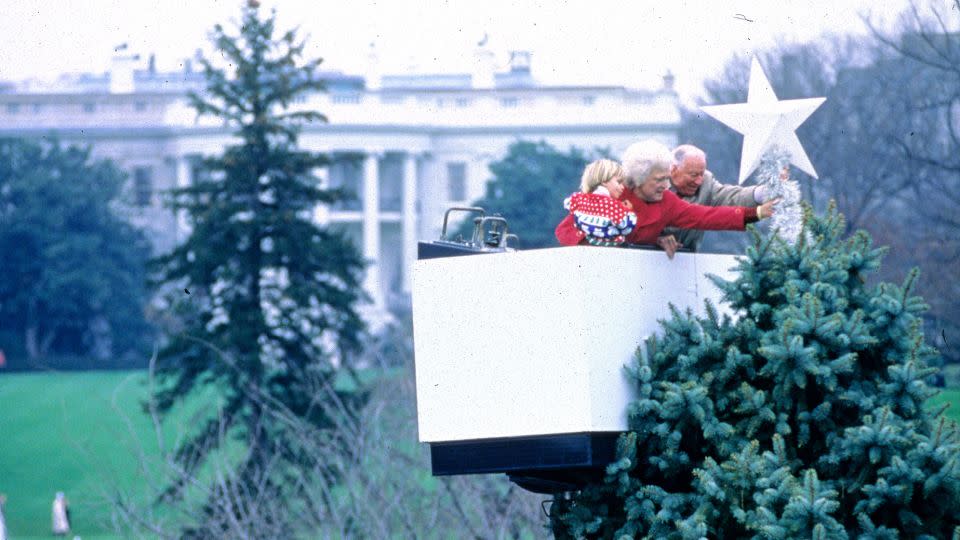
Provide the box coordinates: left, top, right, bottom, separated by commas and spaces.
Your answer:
0, 52, 681, 313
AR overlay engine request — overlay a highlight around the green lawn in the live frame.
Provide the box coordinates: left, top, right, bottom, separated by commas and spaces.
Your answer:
0, 371, 958, 539
0, 368, 369, 539
930, 388, 960, 426
0, 371, 167, 539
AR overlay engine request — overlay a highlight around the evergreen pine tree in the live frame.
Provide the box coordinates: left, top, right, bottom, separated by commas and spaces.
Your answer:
550, 204, 960, 539
455, 140, 591, 249
150, 4, 366, 534
0, 137, 151, 363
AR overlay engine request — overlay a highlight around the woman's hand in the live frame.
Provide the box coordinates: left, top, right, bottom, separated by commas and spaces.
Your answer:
656, 235, 681, 259
758, 198, 781, 220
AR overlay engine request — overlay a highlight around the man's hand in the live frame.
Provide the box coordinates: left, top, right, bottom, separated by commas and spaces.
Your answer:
754, 184, 768, 203
657, 235, 681, 259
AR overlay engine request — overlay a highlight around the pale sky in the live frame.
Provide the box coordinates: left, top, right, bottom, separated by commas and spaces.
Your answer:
0, 1, 917, 102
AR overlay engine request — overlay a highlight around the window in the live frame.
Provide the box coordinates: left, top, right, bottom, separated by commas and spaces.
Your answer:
447, 162, 467, 201
6, 103, 20, 114
332, 94, 361, 104
32, 103, 43, 114
500, 97, 518, 107
134, 101, 147, 112
582, 95, 596, 105
327, 157, 362, 211
133, 166, 153, 207
379, 158, 403, 212
455, 97, 471, 107
82, 102, 96, 113
191, 160, 209, 185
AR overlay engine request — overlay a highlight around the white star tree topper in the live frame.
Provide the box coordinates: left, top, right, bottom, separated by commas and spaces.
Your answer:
701, 57, 826, 184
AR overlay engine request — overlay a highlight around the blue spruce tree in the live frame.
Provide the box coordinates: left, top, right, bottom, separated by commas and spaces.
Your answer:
550, 204, 960, 539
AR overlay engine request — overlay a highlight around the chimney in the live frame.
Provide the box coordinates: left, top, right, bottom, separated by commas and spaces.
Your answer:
110, 45, 139, 94
366, 42, 381, 91
472, 33, 495, 89
662, 70, 676, 92
508, 51, 531, 74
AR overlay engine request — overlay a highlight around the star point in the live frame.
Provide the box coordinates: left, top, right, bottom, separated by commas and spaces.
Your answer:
701, 57, 825, 184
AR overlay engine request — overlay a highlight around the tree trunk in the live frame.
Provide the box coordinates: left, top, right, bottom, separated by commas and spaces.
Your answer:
40, 329, 55, 358
25, 325, 39, 359
24, 325, 56, 359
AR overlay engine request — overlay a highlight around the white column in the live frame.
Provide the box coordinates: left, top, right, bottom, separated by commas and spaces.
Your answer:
402, 152, 418, 293
363, 152, 383, 308
175, 156, 192, 243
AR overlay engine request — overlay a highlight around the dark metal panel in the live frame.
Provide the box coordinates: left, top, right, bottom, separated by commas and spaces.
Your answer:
430, 432, 620, 476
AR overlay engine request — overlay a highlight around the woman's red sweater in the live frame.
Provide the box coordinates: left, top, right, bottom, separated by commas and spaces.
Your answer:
556, 189, 757, 246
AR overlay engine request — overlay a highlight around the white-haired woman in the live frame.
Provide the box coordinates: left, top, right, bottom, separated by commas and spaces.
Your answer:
555, 140, 778, 257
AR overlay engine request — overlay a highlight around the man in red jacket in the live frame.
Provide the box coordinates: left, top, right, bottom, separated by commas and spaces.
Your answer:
555, 140, 778, 257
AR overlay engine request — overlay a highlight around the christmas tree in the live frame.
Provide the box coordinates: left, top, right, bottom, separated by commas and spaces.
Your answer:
150, 4, 366, 535
549, 204, 960, 538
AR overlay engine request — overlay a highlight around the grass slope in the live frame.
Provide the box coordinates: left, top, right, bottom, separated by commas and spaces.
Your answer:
0, 371, 161, 539
0, 372, 958, 539
930, 388, 960, 426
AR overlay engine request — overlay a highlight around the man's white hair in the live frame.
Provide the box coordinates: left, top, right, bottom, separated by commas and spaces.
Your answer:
673, 144, 707, 166
621, 140, 673, 188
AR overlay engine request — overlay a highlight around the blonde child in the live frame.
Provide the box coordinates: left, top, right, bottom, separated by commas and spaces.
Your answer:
563, 159, 638, 246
